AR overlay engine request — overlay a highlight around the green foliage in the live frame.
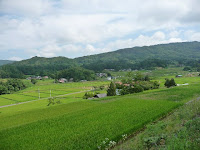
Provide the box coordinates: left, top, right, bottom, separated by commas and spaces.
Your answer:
144, 75, 150, 81
83, 92, 97, 99
0, 60, 14, 66
183, 66, 191, 71
164, 78, 176, 88
1, 42, 200, 77
57, 67, 96, 82
0, 79, 26, 95
107, 82, 116, 96
47, 97, 61, 106
134, 72, 143, 81
119, 72, 159, 95
31, 79, 37, 84
76, 42, 200, 71
99, 85, 105, 90
120, 84, 144, 95
139, 81, 160, 90
0, 85, 8, 95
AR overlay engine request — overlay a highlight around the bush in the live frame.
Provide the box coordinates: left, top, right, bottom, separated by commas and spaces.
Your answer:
183, 66, 191, 71
133, 85, 144, 93
0, 79, 26, 95
120, 84, 144, 95
31, 79, 37, 84
83, 92, 96, 99
107, 82, 116, 96
99, 85, 105, 90
164, 78, 176, 88
47, 97, 61, 106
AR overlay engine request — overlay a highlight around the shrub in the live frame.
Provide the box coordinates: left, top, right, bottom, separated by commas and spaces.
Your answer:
31, 79, 37, 84
133, 84, 144, 93
107, 82, 116, 96
47, 97, 61, 106
99, 85, 105, 90
164, 78, 176, 88
83, 92, 96, 99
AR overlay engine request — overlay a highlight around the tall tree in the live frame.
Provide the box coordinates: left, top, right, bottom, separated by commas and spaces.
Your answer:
107, 82, 116, 96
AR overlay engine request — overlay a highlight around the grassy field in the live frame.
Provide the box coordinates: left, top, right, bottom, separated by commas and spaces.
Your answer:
0, 69, 200, 150
114, 94, 200, 150
0, 75, 200, 149
0, 80, 110, 106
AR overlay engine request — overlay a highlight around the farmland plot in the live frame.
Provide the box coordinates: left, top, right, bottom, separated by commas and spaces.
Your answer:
0, 81, 109, 106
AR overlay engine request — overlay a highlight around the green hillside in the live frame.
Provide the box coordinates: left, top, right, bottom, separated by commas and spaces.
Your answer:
0, 60, 14, 66
0, 41, 200, 78
76, 41, 200, 71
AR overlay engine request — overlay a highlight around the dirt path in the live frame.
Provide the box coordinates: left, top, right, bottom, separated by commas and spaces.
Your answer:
0, 90, 90, 109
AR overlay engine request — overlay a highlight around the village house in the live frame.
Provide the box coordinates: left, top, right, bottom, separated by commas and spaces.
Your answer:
59, 78, 67, 83
43, 76, 49, 79
107, 76, 112, 80
96, 73, 107, 77
69, 78, 74, 82
80, 80, 87, 82
176, 75, 183, 78
26, 77, 32, 80
94, 93, 107, 98
36, 76, 42, 80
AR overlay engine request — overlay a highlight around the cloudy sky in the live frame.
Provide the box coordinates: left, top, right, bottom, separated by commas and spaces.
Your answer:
0, 0, 200, 61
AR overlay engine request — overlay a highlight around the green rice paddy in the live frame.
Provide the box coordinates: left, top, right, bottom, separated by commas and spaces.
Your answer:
0, 74, 200, 150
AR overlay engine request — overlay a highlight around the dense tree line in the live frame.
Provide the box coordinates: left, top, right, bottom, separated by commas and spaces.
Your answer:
107, 72, 160, 96
0, 79, 26, 95
0, 60, 14, 66
56, 67, 96, 82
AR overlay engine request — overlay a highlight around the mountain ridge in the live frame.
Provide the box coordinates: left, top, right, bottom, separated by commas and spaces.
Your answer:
0, 41, 200, 78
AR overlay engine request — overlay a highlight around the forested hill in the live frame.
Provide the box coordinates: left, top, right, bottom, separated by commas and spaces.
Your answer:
1, 41, 200, 78
0, 60, 14, 66
0, 57, 77, 78
77, 41, 200, 63
75, 41, 200, 71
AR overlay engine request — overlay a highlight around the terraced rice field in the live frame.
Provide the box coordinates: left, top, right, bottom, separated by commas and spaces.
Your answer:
0, 77, 200, 150
0, 80, 109, 106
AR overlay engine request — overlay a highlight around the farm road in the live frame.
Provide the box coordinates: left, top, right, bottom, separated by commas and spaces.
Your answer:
0, 90, 90, 109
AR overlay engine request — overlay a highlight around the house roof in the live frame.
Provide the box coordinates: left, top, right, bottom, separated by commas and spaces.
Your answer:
94, 93, 107, 98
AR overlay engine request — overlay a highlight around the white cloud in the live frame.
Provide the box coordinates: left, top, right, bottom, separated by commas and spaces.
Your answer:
0, 0, 200, 59
184, 30, 200, 41
8, 56, 23, 61
106, 31, 183, 50
0, 0, 53, 16
169, 31, 180, 38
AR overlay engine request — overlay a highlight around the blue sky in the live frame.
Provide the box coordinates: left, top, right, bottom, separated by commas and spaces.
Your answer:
0, 0, 200, 61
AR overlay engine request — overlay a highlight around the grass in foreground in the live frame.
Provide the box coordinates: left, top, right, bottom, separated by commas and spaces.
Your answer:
0, 77, 200, 150
0, 98, 179, 150
114, 98, 200, 150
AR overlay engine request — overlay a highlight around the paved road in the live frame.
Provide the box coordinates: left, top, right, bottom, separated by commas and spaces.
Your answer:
0, 90, 90, 109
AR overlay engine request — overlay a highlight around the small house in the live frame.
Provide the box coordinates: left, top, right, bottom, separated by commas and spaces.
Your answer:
94, 94, 107, 98
26, 77, 31, 80
80, 80, 87, 82
69, 78, 74, 82
96, 73, 107, 77
59, 78, 67, 83
36, 76, 42, 80
176, 75, 182, 78
107, 76, 112, 80
43, 76, 49, 79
